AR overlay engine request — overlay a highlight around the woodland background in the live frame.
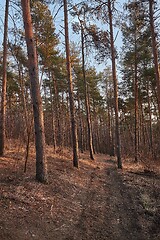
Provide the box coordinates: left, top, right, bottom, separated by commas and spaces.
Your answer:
0, 0, 160, 180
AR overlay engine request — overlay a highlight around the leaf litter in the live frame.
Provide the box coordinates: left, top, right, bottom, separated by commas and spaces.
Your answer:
0, 144, 160, 240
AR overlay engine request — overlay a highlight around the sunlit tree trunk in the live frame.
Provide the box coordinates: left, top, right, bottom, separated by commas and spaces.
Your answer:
105, 72, 114, 156
149, 0, 160, 118
52, 74, 61, 147
147, 80, 154, 158
63, 0, 79, 168
21, 0, 48, 183
108, 0, 122, 168
48, 72, 56, 151
0, 0, 9, 156
77, 91, 84, 153
134, 30, 139, 162
18, 65, 32, 172
80, 21, 94, 160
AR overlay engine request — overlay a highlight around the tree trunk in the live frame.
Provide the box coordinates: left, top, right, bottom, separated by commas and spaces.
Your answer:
147, 80, 155, 158
77, 91, 84, 153
108, 0, 122, 168
48, 72, 56, 151
134, 31, 139, 162
105, 74, 114, 156
21, 0, 48, 183
53, 73, 61, 147
63, 0, 79, 168
0, 0, 9, 156
18, 64, 33, 172
81, 22, 94, 160
149, 0, 160, 118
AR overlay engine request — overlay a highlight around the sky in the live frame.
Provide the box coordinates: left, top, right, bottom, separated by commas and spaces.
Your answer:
0, 0, 5, 44
0, 1, 124, 44
0, 0, 125, 73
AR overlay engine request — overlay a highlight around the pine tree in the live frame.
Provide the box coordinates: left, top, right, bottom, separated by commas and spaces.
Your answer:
63, 0, 79, 168
0, 0, 9, 156
21, 0, 48, 183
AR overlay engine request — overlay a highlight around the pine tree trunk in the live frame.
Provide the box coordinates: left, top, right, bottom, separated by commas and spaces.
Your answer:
105, 77, 114, 156
48, 72, 56, 151
81, 23, 94, 160
0, 0, 9, 156
21, 0, 48, 183
108, 0, 122, 168
147, 80, 155, 158
18, 64, 33, 172
149, 0, 160, 118
134, 34, 139, 162
77, 92, 84, 153
63, 0, 79, 168
53, 74, 61, 147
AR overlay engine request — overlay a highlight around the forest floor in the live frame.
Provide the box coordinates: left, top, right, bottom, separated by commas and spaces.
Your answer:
0, 141, 160, 240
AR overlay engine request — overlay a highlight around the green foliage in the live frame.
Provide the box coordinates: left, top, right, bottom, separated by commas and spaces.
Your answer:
71, 2, 110, 63
7, 71, 20, 99
120, 0, 154, 104
31, 1, 59, 67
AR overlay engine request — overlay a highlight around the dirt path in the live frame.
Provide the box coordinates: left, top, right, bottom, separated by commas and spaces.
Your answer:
67, 159, 144, 240
0, 150, 159, 240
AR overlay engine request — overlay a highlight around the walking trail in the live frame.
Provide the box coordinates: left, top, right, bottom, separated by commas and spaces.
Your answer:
0, 148, 159, 240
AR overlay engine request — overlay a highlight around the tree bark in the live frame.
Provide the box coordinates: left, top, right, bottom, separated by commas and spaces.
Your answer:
80, 21, 94, 160
77, 91, 84, 153
134, 30, 139, 162
0, 0, 9, 156
17, 64, 33, 172
149, 0, 160, 118
147, 80, 155, 158
63, 0, 79, 168
48, 72, 56, 151
52, 73, 61, 147
21, 0, 48, 183
108, 0, 122, 168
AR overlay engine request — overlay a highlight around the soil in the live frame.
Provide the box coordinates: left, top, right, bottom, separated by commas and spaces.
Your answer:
0, 142, 160, 240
